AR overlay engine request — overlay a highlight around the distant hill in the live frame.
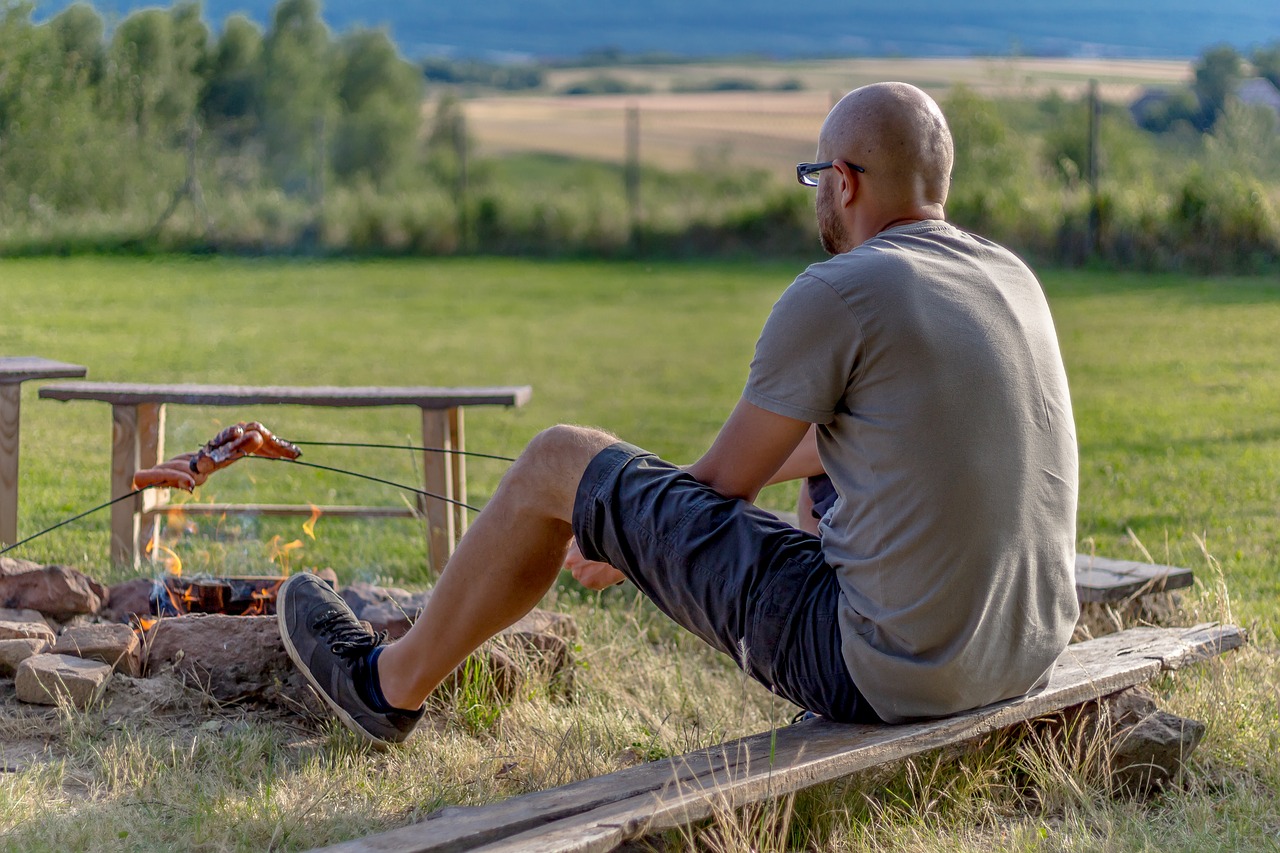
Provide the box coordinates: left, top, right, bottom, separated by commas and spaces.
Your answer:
35, 0, 1280, 61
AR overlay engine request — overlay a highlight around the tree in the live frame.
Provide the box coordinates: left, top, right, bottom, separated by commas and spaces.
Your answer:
1252, 41, 1280, 91
109, 4, 207, 139
1192, 44, 1243, 131
331, 28, 422, 186
258, 0, 336, 194
200, 14, 263, 140
48, 3, 104, 85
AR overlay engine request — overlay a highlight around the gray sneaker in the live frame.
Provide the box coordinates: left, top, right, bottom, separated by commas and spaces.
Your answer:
277, 573, 423, 747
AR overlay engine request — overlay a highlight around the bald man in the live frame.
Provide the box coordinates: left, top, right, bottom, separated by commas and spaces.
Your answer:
278, 82, 1080, 744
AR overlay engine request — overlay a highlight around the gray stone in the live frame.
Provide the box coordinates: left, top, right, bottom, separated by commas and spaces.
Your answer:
15, 653, 113, 709
0, 619, 56, 645
101, 579, 155, 623
0, 559, 106, 621
0, 637, 48, 677
0, 607, 58, 631
1105, 689, 1205, 793
52, 623, 143, 677
144, 614, 307, 705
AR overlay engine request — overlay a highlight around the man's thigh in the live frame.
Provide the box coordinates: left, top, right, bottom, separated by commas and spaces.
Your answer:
572, 441, 879, 723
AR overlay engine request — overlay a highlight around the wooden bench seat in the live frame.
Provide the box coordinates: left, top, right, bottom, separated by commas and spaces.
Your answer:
316, 623, 1243, 853
1074, 554, 1194, 602
39, 381, 532, 569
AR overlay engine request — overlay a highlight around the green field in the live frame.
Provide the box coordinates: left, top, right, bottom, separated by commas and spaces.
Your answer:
4, 257, 1278, 623
1, 257, 1278, 850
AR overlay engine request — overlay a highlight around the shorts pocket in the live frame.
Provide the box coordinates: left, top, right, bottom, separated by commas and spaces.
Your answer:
742, 557, 811, 687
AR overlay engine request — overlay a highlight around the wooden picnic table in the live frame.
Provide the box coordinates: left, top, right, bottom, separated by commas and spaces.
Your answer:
38, 381, 532, 569
0, 357, 89, 546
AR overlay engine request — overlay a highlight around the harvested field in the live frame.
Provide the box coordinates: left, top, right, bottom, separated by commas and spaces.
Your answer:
458, 57, 1192, 171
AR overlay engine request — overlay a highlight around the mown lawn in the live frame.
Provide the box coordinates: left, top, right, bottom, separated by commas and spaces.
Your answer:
0, 256, 1276, 851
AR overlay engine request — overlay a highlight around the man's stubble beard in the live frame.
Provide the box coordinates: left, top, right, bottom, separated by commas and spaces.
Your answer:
817, 180, 848, 256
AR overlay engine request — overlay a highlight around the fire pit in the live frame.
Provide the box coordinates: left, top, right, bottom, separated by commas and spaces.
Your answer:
150, 575, 286, 617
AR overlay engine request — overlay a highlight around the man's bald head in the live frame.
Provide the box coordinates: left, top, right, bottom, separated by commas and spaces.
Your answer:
819, 82, 953, 209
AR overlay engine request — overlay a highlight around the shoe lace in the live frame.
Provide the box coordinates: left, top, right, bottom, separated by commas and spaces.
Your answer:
315, 609, 386, 657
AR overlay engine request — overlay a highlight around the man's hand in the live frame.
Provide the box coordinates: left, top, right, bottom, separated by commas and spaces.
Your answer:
564, 539, 626, 590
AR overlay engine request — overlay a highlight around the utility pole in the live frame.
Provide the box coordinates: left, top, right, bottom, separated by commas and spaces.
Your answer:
625, 105, 640, 249
455, 111, 470, 251
1086, 79, 1101, 259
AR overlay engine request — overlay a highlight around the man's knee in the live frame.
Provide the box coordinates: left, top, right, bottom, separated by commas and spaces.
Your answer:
502, 425, 617, 513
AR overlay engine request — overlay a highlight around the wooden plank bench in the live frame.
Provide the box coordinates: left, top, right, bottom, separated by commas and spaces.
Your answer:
0, 357, 88, 546
316, 623, 1243, 853
37, 382, 532, 570
1074, 554, 1195, 603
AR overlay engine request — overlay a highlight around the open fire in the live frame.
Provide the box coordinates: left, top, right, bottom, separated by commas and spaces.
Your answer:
150, 575, 285, 617
138, 499, 323, 622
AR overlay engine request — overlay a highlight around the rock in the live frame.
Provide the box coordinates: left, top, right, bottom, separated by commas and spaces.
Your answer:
509, 608, 579, 643
144, 614, 317, 707
0, 559, 106, 621
0, 637, 48, 677
101, 579, 155, 623
340, 582, 430, 640
0, 607, 58, 632
359, 600, 419, 639
52, 623, 143, 677
1105, 688, 1205, 794
15, 653, 113, 709
0, 619, 56, 645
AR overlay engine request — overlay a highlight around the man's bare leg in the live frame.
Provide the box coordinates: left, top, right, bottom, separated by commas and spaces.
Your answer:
376, 424, 617, 711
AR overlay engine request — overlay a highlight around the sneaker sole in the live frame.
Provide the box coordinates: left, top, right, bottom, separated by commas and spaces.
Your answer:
276, 578, 395, 750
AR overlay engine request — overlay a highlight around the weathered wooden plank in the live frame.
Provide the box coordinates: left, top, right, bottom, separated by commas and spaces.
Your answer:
1074, 554, 1194, 602
0, 357, 87, 384
39, 382, 532, 410
144, 504, 419, 519
421, 408, 456, 574
136, 403, 166, 561
450, 408, 467, 539
110, 404, 142, 567
0, 383, 20, 546
317, 623, 1243, 853
0, 359, 86, 546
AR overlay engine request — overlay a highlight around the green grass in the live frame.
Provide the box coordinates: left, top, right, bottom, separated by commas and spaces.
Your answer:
3, 258, 1277, 623
0, 256, 1278, 851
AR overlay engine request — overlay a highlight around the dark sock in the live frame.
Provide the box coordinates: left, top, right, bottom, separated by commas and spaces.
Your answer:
358, 646, 395, 713
359, 646, 421, 716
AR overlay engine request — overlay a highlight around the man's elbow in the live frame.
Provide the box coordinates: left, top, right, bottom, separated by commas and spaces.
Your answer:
683, 461, 759, 503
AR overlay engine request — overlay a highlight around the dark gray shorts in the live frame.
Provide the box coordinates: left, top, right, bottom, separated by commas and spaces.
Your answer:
572, 441, 881, 724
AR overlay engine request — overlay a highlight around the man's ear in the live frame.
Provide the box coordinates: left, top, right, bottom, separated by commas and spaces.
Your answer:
833, 160, 859, 208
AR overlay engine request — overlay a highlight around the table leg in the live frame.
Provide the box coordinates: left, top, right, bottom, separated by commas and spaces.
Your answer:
450, 407, 467, 538
0, 384, 21, 546
110, 404, 142, 567
137, 403, 165, 561
420, 407, 457, 574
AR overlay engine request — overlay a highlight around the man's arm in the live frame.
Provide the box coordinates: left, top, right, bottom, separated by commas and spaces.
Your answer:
765, 423, 823, 486
684, 398, 814, 502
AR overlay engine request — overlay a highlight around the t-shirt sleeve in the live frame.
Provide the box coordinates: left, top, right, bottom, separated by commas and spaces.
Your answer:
743, 273, 861, 424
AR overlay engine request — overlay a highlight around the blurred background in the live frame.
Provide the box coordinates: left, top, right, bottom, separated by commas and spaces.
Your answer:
1, 0, 1278, 271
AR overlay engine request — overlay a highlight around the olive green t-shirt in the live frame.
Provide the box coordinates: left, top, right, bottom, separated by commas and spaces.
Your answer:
743, 221, 1079, 723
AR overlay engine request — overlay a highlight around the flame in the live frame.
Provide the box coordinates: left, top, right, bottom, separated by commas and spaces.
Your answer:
268, 535, 304, 574
302, 504, 322, 540
165, 506, 197, 537
145, 538, 183, 577
136, 616, 158, 632
242, 579, 284, 617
